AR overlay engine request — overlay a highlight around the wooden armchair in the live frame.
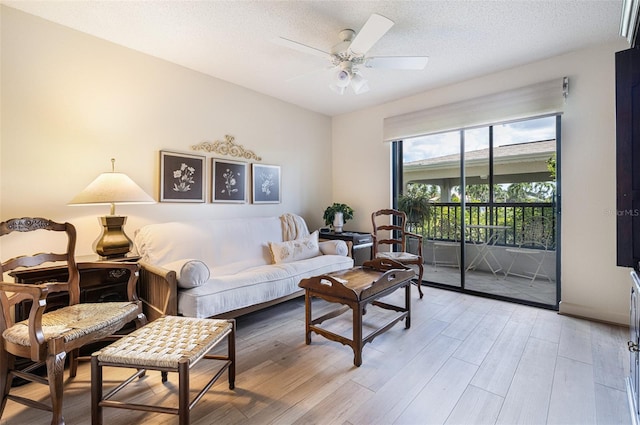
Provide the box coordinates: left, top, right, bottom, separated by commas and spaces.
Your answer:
0, 218, 146, 425
371, 209, 425, 299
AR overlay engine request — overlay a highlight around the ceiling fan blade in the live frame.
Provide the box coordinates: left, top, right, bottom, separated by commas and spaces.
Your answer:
273, 37, 332, 60
366, 56, 429, 70
348, 13, 394, 56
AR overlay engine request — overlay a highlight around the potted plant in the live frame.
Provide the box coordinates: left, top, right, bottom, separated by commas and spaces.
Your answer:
397, 184, 431, 233
323, 203, 354, 233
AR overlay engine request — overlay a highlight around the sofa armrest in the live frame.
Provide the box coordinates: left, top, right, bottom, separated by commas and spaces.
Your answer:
319, 239, 351, 257
138, 261, 177, 321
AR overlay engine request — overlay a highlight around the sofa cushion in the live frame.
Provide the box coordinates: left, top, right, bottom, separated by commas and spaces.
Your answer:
269, 231, 321, 264
177, 254, 354, 317
162, 259, 210, 289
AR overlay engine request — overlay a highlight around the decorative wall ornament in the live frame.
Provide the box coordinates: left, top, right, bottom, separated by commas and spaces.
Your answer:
191, 135, 262, 161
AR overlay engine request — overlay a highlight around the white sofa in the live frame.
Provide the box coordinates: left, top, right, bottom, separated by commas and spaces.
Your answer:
133, 215, 353, 320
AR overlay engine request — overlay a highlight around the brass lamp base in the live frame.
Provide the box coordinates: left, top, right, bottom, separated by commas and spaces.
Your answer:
94, 215, 133, 258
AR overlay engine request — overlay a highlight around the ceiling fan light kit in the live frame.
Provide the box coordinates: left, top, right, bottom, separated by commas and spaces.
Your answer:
275, 13, 428, 95
335, 61, 353, 87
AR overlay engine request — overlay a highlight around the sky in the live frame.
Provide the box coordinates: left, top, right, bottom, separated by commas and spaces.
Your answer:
403, 116, 556, 163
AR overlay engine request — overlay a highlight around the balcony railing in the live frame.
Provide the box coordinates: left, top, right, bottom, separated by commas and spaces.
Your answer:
409, 202, 556, 249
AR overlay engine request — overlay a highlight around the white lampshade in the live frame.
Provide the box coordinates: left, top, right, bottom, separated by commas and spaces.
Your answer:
69, 169, 154, 215
68, 160, 154, 257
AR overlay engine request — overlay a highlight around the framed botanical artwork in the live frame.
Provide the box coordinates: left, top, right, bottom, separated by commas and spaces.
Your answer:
212, 158, 247, 203
252, 164, 281, 204
160, 150, 206, 203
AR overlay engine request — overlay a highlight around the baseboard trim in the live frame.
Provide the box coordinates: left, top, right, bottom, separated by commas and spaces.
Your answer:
558, 301, 628, 326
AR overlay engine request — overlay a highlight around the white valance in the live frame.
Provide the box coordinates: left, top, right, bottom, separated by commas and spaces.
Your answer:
383, 78, 567, 142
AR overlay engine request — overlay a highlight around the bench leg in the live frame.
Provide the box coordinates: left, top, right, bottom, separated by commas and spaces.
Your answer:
179, 360, 189, 425
91, 355, 103, 425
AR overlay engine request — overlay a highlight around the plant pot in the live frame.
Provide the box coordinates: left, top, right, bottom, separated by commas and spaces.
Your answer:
333, 212, 344, 233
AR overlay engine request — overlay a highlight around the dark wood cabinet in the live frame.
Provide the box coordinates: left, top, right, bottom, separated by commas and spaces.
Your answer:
616, 46, 640, 269
319, 230, 373, 266
11, 255, 140, 322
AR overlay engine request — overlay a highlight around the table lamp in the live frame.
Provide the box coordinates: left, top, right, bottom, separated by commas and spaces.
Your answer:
69, 158, 155, 258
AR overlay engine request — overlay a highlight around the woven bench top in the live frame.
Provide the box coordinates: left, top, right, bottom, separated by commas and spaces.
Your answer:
97, 316, 232, 369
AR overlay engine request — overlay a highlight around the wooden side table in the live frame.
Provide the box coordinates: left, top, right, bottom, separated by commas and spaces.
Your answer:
11, 254, 141, 320
319, 230, 373, 266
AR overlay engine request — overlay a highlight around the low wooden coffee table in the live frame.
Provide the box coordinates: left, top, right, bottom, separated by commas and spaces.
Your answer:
298, 258, 415, 366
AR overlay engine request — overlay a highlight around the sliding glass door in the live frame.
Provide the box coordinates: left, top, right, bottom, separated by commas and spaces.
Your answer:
402, 130, 463, 289
397, 116, 559, 309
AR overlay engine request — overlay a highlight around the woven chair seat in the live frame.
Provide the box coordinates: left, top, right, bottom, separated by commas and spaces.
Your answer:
376, 251, 420, 262
97, 316, 232, 369
2, 301, 140, 347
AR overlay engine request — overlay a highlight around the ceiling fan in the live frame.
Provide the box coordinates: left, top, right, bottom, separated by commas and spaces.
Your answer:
274, 13, 428, 95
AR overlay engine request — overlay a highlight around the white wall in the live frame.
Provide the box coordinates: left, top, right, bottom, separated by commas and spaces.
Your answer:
1, 6, 632, 325
333, 39, 632, 325
0, 6, 332, 260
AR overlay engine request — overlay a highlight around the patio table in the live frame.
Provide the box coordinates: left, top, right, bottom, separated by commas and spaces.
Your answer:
465, 224, 509, 278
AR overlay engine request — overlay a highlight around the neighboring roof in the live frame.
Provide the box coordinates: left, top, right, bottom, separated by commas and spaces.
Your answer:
405, 139, 555, 168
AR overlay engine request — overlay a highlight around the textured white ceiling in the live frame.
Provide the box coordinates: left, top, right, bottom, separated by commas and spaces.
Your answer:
2, 0, 626, 116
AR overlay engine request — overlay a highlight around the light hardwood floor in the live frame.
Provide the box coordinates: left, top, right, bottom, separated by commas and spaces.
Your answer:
1, 286, 632, 425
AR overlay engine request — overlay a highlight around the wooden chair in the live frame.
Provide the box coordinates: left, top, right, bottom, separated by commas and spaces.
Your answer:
0, 217, 146, 425
371, 209, 425, 299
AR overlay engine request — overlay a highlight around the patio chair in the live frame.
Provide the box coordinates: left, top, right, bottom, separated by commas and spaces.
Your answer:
371, 209, 424, 298
431, 218, 461, 272
504, 215, 554, 284
0, 217, 146, 425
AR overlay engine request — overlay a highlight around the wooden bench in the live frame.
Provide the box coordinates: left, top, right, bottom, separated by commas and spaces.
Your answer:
91, 316, 235, 425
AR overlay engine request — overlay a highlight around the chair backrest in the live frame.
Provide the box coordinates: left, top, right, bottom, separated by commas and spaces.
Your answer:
371, 209, 409, 256
518, 215, 554, 250
0, 217, 80, 304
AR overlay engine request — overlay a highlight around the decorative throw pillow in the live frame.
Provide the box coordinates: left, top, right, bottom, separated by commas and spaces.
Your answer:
161, 259, 210, 289
270, 231, 321, 264
319, 240, 349, 256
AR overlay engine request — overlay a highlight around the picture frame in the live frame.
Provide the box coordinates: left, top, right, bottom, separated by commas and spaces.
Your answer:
212, 158, 247, 203
160, 150, 206, 203
252, 164, 281, 204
